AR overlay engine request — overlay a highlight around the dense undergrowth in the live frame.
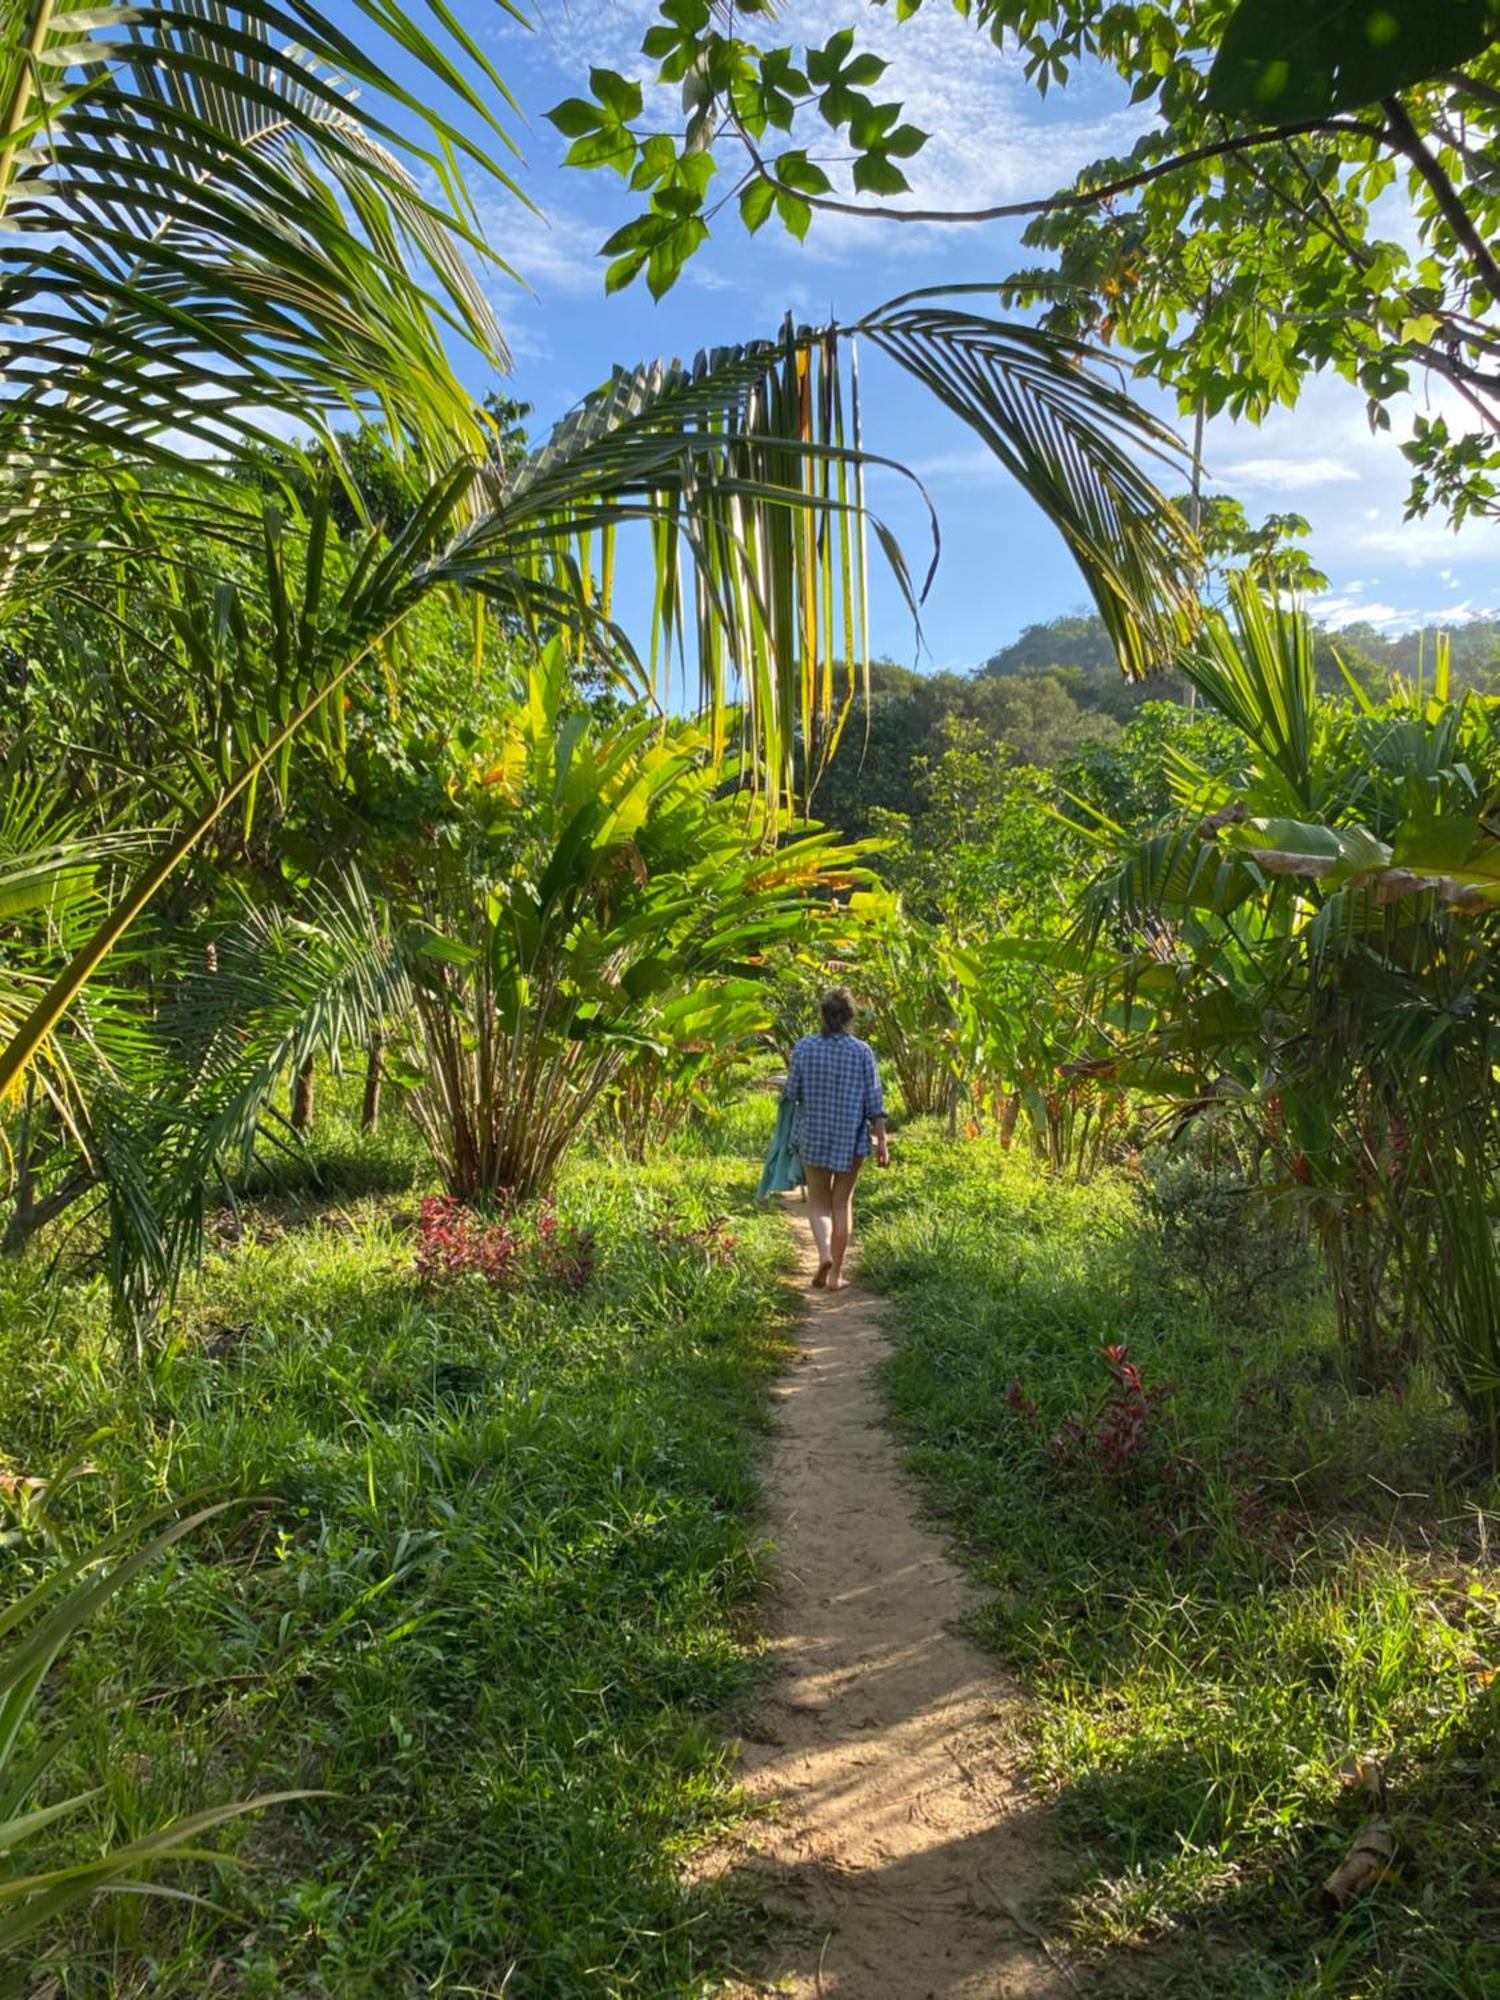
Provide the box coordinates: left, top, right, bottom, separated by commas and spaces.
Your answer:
0, 1100, 791, 1997
857, 1126, 1500, 1998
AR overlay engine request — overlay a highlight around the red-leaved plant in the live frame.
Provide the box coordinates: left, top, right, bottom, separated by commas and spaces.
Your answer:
1001, 1342, 1182, 1491
1046, 1342, 1177, 1483
1006, 1345, 1295, 1550
414, 1194, 594, 1294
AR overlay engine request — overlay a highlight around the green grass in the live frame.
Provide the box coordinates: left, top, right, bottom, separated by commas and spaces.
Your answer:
11, 1090, 1500, 1995
0, 1096, 790, 1996
856, 1128, 1500, 1998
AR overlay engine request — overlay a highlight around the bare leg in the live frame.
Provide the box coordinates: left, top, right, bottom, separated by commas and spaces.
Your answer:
827, 1162, 862, 1290
805, 1164, 834, 1287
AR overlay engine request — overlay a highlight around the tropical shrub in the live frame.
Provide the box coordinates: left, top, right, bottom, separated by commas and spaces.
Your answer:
1084, 579, 1500, 1454
1141, 1147, 1315, 1328
388, 662, 867, 1203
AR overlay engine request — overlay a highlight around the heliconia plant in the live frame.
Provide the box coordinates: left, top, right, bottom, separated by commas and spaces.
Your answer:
385, 650, 877, 1204
1079, 577, 1500, 1458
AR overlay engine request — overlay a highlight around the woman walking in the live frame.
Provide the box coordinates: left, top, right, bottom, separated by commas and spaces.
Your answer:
782, 987, 888, 1291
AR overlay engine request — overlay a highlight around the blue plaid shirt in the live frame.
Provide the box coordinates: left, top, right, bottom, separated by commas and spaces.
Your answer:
783, 1032, 885, 1172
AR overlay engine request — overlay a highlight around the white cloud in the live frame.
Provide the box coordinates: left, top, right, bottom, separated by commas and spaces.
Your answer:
481, 197, 607, 298
1316, 595, 1416, 631
1348, 516, 1469, 564
907, 444, 1007, 482
1316, 590, 1498, 632
1216, 454, 1358, 491
513, 0, 1140, 255
501, 310, 556, 364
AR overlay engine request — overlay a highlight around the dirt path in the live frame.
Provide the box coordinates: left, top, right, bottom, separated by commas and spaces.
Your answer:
720, 1200, 1069, 1999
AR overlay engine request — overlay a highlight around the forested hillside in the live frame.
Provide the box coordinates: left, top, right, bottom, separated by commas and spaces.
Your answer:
811, 609, 1500, 839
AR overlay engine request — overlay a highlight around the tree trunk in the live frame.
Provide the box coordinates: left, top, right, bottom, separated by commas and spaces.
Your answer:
3, 1168, 95, 1257
361, 1036, 384, 1131
291, 1057, 316, 1134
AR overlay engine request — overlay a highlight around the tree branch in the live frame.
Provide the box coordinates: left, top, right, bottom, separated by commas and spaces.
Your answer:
1441, 70, 1500, 119
1383, 95, 1500, 312
733, 114, 1384, 227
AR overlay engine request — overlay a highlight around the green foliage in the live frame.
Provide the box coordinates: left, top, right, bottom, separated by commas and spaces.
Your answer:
1208, 0, 1499, 118
858, 1131, 1500, 1995
1142, 1144, 1317, 1326
558, 1, 1500, 518
602, 984, 775, 1160
1180, 495, 1331, 596
1082, 579, 1500, 1454
809, 653, 1135, 838
0, 1127, 793, 1993
89, 664, 864, 1320
988, 607, 1500, 704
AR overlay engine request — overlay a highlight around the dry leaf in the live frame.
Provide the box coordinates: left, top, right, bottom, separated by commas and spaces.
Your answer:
1321, 1821, 1397, 1908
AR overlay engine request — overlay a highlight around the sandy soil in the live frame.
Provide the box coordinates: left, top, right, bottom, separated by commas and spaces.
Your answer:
717, 1198, 1071, 1999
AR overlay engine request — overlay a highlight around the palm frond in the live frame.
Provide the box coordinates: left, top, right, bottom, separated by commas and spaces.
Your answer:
0, 0, 523, 505
451, 325, 930, 794
100, 869, 407, 1317
1178, 578, 1324, 814
853, 290, 1201, 677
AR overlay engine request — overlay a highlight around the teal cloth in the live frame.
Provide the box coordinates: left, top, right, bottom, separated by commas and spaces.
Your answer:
757, 1095, 803, 1199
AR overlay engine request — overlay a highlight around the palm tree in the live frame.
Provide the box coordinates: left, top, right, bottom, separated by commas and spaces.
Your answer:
1, 4, 1205, 1111
1, 0, 518, 482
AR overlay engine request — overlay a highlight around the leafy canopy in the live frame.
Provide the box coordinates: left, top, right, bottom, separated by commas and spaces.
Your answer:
550, 0, 1500, 520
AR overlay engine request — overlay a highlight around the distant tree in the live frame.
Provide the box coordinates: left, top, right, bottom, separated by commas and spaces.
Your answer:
982, 613, 1188, 716
810, 655, 1122, 836
966, 673, 1121, 764
805, 660, 950, 834
983, 613, 1121, 681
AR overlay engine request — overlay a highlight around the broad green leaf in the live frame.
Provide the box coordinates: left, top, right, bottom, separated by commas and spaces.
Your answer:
1207, 0, 1499, 118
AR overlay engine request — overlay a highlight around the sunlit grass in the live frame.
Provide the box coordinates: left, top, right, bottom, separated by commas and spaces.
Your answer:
857, 1128, 1500, 1997
0, 1113, 793, 1996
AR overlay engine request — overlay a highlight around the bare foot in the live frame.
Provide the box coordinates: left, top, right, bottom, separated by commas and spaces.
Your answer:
811, 1260, 832, 1290
827, 1273, 849, 1293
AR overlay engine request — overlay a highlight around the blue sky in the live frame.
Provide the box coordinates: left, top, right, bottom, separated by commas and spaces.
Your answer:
400, 1, 1499, 671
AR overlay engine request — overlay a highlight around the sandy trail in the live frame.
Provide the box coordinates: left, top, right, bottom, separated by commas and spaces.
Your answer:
720, 1199, 1067, 1999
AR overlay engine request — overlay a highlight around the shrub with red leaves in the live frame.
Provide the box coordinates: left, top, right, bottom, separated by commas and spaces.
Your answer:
414, 1193, 593, 1294
1045, 1341, 1180, 1488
